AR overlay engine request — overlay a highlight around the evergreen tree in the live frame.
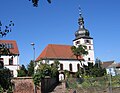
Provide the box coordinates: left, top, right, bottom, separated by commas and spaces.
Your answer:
17, 64, 28, 77
0, 68, 12, 90
27, 60, 34, 76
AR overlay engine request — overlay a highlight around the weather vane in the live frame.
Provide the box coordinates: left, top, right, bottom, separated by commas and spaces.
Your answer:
78, 6, 82, 16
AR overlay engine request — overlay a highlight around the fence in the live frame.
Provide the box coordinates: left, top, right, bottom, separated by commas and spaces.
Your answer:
41, 76, 59, 93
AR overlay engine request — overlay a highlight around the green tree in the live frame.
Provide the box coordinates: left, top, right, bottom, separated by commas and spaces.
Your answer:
33, 60, 60, 86
27, 60, 34, 76
71, 45, 88, 60
0, 68, 12, 90
17, 64, 28, 77
71, 45, 88, 76
83, 62, 106, 77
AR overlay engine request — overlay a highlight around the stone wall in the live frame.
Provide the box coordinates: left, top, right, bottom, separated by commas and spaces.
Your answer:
12, 77, 36, 93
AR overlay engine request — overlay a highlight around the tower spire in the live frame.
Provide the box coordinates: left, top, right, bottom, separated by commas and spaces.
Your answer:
78, 6, 84, 29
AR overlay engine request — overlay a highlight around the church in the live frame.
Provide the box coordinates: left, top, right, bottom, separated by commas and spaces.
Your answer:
36, 9, 95, 80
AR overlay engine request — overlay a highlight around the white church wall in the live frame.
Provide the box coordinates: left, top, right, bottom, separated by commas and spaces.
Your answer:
37, 59, 84, 72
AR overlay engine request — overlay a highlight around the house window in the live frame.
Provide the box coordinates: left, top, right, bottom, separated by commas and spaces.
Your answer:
0, 43, 13, 49
88, 58, 91, 61
0, 58, 4, 68
60, 64, 63, 70
9, 58, 13, 65
77, 64, 80, 71
69, 64, 72, 71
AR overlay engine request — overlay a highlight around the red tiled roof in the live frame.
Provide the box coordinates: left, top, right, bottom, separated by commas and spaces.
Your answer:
0, 40, 19, 55
36, 44, 83, 61
101, 61, 114, 68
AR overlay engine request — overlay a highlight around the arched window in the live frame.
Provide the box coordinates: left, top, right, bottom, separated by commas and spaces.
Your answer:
69, 64, 72, 71
60, 64, 63, 70
77, 64, 80, 71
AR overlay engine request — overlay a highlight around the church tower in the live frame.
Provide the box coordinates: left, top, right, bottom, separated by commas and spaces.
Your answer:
73, 8, 95, 64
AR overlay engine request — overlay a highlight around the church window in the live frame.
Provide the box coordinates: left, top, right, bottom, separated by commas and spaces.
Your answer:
69, 64, 72, 71
77, 64, 80, 71
9, 58, 13, 65
60, 64, 63, 70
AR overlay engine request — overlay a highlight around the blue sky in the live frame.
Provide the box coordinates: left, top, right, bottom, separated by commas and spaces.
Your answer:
0, 0, 120, 66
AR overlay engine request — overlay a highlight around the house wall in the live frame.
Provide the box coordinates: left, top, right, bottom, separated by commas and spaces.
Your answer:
106, 68, 116, 76
1, 55, 19, 77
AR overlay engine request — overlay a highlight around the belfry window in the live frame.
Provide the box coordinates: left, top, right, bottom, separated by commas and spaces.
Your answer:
85, 40, 91, 44
75, 41, 80, 45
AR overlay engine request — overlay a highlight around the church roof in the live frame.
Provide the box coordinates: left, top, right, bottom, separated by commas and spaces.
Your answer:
0, 40, 19, 55
36, 44, 83, 61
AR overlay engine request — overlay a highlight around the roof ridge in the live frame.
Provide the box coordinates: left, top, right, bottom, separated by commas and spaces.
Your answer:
48, 44, 72, 46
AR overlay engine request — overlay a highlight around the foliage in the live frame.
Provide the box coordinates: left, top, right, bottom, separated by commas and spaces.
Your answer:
0, 68, 12, 90
0, 20, 14, 56
64, 70, 70, 78
71, 45, 88, 60
27, 60, 34, 76
0, 21, 14, 37
17, 64, 28, 77
0, 85, 3, 93
83, 62, 106, 77
66, 78, 78, 89
29, 0, 51, 7
33, 60, 60, 86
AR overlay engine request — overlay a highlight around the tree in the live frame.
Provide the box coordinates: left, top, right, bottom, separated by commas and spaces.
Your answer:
71, 45, 88, 65
17, 64, 28, 77
33, 60, 60, 86
29, 0, 51, 7
0, 21, 14, 55
83, 62, 106, 77
27, 60, 34, 76
0, 21, 14, 38
0, 68, 12, 90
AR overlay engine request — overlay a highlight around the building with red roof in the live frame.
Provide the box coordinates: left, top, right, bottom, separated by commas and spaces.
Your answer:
36, 9, 95, 80
0, 40, 20, 77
